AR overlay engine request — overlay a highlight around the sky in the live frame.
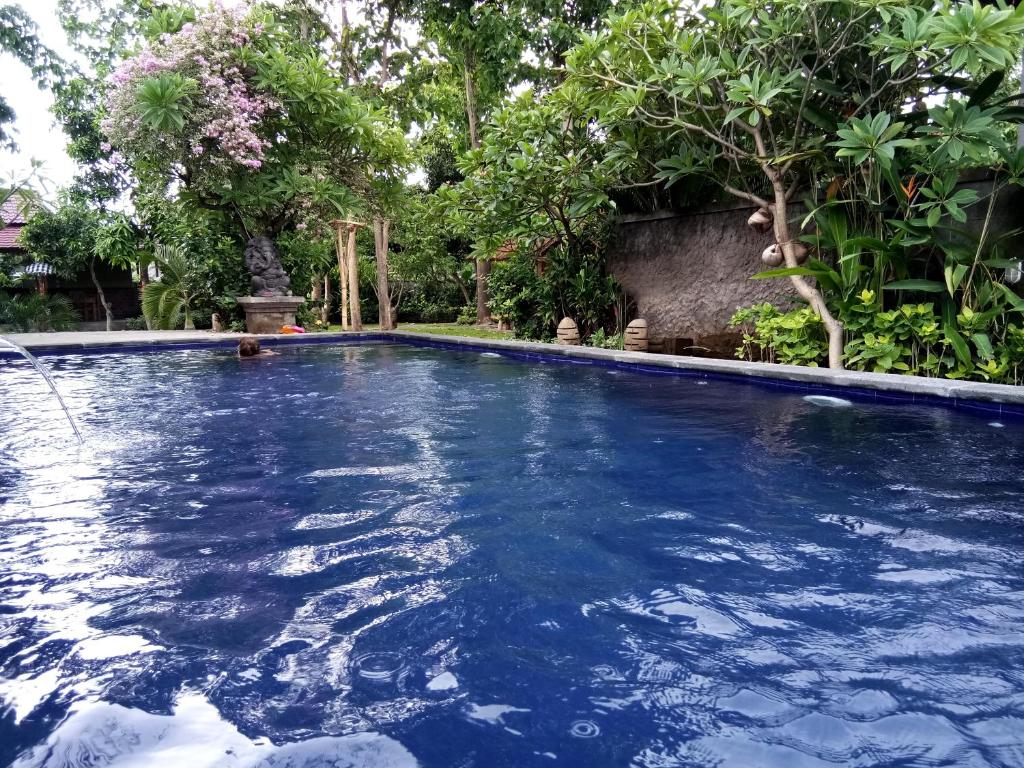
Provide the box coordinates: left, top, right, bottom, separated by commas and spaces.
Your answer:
0, 0, 81, 195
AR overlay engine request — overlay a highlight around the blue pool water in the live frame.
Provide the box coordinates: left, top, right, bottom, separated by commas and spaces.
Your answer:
1, 342, 1024, 767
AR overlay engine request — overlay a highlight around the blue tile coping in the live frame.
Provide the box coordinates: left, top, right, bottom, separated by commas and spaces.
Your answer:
2, 329, 1023, 418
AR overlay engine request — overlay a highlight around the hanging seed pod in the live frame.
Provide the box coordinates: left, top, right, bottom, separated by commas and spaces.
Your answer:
761, 244, 784, 267
747, 207, 773, 233
792, 243, 809, 265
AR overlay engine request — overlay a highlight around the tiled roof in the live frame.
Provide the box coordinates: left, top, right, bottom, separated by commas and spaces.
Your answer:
0, 224, 25, 251
0, 196, 30, 226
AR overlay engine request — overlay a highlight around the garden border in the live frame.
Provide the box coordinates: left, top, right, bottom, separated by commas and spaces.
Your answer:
2, 329, 1023, 417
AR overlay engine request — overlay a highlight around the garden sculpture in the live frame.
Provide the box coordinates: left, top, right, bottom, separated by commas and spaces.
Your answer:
245, 236, 292, 297
556, 317, 581, 345
625, 319, 649, 352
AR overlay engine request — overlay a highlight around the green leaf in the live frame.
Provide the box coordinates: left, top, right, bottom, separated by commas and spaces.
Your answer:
944, 323, 973, 366
981, 258, 1021, 269
750, 266, 823, 279
994, 282, 1024, 312
882, 279, 945, 293
971, 332, 994, 360
967, 70, 1005, 107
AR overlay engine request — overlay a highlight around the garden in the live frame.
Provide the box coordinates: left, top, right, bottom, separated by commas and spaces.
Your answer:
0, 0, 1022, 381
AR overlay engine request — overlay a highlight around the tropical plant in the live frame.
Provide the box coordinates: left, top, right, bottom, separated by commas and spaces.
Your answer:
141, 244, 201, 330
0, 4, 64, 149
0, 292, 78, 332
730, 303, 828, 367
568, 0, 1024, 369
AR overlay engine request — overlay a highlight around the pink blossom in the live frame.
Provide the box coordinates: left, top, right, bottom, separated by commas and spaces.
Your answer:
103, 5, 278, 178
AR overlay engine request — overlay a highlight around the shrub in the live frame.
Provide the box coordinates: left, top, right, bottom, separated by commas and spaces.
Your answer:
0, 293, 79, 332
729, 303, 828, 367
588, 328, 623, 349
731, 291, 1024, 384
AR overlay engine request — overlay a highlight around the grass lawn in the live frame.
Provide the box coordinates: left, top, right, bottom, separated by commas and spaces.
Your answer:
322, 322, 514, 340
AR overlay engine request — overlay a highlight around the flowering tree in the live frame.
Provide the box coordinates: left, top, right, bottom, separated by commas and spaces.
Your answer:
102, 5, 405, 247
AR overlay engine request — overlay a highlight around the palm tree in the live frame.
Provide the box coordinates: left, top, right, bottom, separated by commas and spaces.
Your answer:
141, 244, 199, 330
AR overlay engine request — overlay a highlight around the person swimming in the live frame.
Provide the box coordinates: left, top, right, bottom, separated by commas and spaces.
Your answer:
237, 336, 278, 358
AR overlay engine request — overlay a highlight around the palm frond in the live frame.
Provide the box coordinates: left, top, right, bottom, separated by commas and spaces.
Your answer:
142, 244, 193, 330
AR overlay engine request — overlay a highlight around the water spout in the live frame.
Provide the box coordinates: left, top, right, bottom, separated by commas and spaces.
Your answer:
0, 337, 83, 444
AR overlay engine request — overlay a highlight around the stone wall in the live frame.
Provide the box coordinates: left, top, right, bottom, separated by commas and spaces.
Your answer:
608, 177, 1024, 356
607, 203, 792, 355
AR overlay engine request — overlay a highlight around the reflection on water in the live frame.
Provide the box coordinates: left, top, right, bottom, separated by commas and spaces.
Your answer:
1, 344, 1024, 767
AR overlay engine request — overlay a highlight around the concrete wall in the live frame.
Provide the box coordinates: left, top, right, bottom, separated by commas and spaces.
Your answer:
608, 202, 792, 355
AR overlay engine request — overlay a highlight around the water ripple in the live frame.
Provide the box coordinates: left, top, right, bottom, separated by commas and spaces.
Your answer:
1, 345, 1023, 766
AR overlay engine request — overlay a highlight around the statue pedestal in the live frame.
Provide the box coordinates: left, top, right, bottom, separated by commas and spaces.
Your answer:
237, 296, 305, 334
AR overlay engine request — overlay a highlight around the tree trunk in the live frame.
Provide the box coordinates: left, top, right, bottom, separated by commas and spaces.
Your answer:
336, 226, 350, 331
347, 225, 362, 331
463, 50, 490, 324
476, 258, 491, 324
373, 217, 395, 330
321, 274, 331, 325
454, 275, 472, 306
771, 183, 845, 369
311, 274, 322, 302
138, 257, 151, 330
89, 256, 114, 331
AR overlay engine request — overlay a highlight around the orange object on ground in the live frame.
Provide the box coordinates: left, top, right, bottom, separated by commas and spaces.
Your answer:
280, 325, 306, 334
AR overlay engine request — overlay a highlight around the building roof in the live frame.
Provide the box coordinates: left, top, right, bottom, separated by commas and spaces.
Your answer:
0, 224, 25, 252
1, 196, 30, 227
1, 194, 33, 253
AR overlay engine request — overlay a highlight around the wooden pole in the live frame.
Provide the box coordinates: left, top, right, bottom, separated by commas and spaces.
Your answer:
321, 273, 331, 325
331, 218, 366, 332
347, 223, 362, 330
373, 216, 395, 330
334, 224, 350, 331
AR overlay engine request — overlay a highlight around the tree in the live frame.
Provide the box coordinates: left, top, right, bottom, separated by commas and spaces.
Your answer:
102, 5, 404, 257
18, 200, 134, 330
450, 87, 613, 261
414, 0, 533, 323
390, 189, 475, 308
569, 0, 1024, 369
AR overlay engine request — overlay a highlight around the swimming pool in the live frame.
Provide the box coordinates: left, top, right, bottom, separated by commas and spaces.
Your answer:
1, 342, 1023, 767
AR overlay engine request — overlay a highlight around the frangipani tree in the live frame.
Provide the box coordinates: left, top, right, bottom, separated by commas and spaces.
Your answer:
102, 4, 406, 250
569, 0, 1024, 369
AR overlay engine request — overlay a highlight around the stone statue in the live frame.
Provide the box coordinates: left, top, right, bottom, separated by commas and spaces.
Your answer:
244, 236, 292, 297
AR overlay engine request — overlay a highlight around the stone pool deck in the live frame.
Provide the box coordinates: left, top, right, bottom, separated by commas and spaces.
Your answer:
3, 328, 1023, 412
